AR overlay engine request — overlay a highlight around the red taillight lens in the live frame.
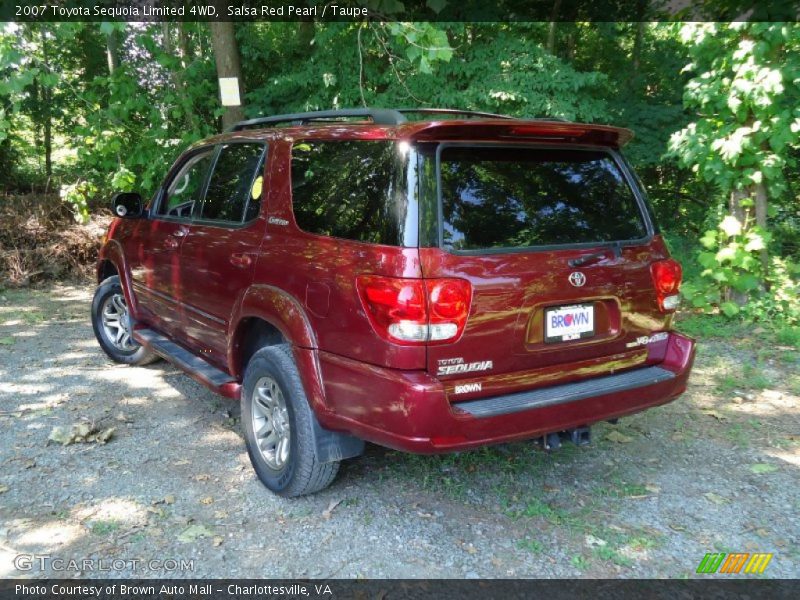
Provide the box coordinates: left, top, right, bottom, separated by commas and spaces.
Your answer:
651, 259, 682, 312
426, 278, 472, 343
356, 275, 472, 345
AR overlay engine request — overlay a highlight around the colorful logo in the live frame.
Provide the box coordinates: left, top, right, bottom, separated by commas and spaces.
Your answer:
696, 552, 773, 575
550, 311, 591, 329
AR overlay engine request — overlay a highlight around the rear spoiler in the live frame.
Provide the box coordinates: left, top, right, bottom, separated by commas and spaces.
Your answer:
403, 120, 634, 147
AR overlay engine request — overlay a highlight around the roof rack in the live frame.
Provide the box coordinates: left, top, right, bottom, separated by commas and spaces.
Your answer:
227, 109, 407, 132
226, 107, 523, 132
396, 108, 515, 120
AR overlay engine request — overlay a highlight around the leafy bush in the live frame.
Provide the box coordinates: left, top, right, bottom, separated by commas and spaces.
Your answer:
59, 181, 96, 225
681, 213, 800, 323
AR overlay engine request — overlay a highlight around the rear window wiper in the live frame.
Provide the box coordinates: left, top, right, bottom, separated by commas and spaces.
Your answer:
569, 242, 623, 267
569, 251, 606, 268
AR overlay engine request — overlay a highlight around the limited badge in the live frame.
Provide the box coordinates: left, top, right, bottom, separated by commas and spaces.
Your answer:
251, 176, 263, 199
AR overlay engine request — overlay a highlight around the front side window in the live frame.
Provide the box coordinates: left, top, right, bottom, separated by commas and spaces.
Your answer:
200, 143, 266, 223
290, 140, 412, 245
158, 150, 214, 219
438, 146, 648, 251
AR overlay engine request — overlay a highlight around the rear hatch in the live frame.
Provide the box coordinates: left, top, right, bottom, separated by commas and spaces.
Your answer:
416, 141, 673, 400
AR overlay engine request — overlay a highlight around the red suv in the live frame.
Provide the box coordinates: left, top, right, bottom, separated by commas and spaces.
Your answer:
92, 108, 695, 497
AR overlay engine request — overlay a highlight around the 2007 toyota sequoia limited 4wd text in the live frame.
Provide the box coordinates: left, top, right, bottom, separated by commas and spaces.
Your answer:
92, 108, 695, 497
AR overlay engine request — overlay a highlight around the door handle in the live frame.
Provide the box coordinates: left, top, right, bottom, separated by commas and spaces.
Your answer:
230, 253, 253, 268
172, 228, 188, 238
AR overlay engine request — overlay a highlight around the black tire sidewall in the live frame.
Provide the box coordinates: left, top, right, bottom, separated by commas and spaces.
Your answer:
91, 276, 150, 365
241, 347, 306, 495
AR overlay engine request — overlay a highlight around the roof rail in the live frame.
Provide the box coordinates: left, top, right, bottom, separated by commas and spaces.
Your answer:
226, 107, 569, 133
396, 108, 516, 120
227, 108, 407, 132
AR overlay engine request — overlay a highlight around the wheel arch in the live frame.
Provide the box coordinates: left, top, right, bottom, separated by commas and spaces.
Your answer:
230, 289, 362, 465
228, 284, 318, 377
96, 240, 139, 317
230, 317, 286, 378
96, 259, 118, 283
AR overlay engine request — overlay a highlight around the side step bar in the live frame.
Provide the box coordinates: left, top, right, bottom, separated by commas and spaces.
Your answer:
133, 329, 240, 398
454, 366, 676, 419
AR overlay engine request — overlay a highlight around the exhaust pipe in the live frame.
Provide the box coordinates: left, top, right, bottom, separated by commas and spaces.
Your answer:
538, 427, 591, 451
565, 426, 591, 446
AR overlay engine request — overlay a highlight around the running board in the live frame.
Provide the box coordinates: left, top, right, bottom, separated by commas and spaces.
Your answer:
133, 329, 240, 399
454, 366, 676, 418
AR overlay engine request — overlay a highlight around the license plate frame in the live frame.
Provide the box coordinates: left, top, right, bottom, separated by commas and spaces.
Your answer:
544, 303, 595, 343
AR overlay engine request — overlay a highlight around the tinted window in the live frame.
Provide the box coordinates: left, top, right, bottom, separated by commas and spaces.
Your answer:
159, 150, 213, 219
439, 147, 648, 251
201, 143, 265, 223
290, 141, 411, 245
245, 154, 266, 222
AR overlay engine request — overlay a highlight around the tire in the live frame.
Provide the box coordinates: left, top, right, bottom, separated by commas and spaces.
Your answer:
91, 276, 158, 366
241, 344, 339, 497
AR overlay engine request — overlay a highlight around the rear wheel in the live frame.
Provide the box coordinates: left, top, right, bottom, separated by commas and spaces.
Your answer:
241, 345, 339, 497
91, 276, 158, 365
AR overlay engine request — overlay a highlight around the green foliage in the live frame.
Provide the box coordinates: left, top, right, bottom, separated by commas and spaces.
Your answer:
681, 214, 768, 312
110, 166, 136, 192
669, 23, 800, 199
60, 180, 96, 224
243, 23, 610, 123
745, 256, 800, 324
669, 23, 800, 323
2, 20, 799, 328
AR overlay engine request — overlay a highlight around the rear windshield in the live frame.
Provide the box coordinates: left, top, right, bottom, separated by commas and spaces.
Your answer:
438, 146, 648, 252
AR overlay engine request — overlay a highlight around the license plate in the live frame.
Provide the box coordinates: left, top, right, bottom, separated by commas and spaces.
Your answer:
545, 304, 595, 343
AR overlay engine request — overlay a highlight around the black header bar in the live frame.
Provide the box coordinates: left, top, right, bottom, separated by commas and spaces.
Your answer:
2, 0, 799, 22
2, 579, 799, 600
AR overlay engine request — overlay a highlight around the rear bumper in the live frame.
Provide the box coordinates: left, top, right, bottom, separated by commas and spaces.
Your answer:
313, 332, 695, 453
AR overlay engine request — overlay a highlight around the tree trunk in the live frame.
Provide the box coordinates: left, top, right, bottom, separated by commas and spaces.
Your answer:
727, 188, 750, 305
754, 180, 769, 285
565, 29, 575, 61
40, 28, 52, 178
161, 22, 172, 55
729, 187, 748, 224
632, 21, 644, 74
106, 27, 121, 74
177, 22, 192, 65
546, 0, 561, 54
209, 20, 245, 130
172, 22, 200, 132
298, 20, 315, 50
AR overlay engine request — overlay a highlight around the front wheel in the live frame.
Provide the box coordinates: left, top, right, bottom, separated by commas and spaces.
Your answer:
241, 345, 339, 497
91, 276, 158, 366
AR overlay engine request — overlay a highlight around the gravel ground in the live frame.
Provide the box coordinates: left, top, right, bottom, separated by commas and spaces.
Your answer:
0, 282, 798, 579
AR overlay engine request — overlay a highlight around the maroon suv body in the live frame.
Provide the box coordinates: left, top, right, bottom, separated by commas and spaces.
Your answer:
93, 109, 695, 496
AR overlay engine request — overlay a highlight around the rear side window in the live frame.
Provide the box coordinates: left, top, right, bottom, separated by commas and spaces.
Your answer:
200, 143, 265, 223
438, 146, 648, 251
290, 141, 411, 245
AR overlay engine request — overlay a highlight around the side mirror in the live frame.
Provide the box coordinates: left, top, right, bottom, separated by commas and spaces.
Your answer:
111, 192, 144, 218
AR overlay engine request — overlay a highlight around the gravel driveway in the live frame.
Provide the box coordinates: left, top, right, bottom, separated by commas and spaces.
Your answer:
1, 283, 798, 578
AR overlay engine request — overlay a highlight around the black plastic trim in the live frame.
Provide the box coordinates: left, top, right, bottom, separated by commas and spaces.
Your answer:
229, 109, 408, 131
454, 366, 676, 418
135, 329, 235, 387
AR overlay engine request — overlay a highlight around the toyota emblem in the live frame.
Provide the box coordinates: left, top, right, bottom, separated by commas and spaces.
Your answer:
568, 272, 586, 287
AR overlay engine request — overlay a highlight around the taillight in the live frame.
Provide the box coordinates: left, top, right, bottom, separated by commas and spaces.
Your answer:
356, 275, 472, 345
651, 259, 682, 312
